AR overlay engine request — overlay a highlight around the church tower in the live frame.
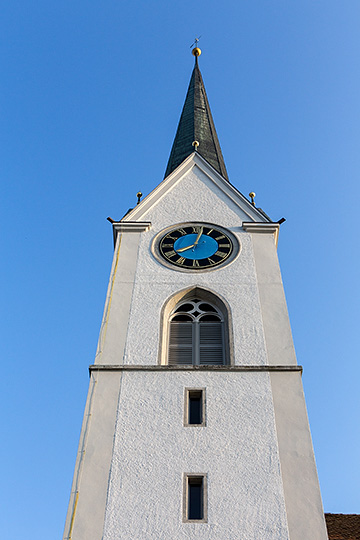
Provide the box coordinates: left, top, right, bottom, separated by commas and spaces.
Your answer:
63, 48, 328, 540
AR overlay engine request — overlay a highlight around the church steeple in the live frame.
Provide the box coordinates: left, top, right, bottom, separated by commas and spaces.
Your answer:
164, 48, 229, 181
63, 47, 329, 540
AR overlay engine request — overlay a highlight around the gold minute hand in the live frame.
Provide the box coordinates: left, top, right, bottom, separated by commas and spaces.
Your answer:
176, 243, 195, 253
193, 226, 204, 246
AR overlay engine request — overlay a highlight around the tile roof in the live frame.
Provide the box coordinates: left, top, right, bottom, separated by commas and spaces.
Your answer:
164, 56, 228, 181
325, 513, 360, 540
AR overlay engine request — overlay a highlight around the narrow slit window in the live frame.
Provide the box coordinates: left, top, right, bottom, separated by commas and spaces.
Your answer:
188, 477, 203, 519
183, 474, 207, 522
189, 392, 201, 424
184, 388, 205, 426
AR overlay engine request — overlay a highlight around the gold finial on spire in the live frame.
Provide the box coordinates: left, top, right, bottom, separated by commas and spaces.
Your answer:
192, 140, 199, 150
249, 192, 256, 206
190, 36, 202, 58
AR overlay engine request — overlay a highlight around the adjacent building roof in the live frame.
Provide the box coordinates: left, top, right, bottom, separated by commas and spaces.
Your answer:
325, 513, 360, 540
164, 53, 228, 181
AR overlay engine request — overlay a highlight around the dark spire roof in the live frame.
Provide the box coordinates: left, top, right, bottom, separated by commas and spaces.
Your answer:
164, 55, 229, 181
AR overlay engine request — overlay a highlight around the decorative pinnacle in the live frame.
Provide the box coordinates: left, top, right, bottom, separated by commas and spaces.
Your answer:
136, 191, 143, 205
192, 140, 199, 150
249, 192, 256, 206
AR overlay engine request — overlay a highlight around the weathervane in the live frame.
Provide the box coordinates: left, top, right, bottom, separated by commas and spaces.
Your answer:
190, 36, 202, 49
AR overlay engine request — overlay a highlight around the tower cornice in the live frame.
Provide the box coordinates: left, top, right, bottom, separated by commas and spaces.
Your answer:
242, 222, 280, 246
108, 221, 151, 247
89, 364, 303, 373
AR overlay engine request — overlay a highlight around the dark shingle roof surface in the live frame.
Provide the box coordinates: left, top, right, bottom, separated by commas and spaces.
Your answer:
325, 513, 360, 540
164, 57, 228, 181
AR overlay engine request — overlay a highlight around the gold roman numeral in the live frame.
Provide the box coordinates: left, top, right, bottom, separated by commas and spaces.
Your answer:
192, 260, 200, 267
178, 228, 186, 235
192, 226, 200, 234
215, 234, 226, 240
166, 250, 176, 258
219, 243, 230, 249
206, 228, 214, 235
162, 243, 173, 248
176, 257, 186, 265
207, 258, 216, 265
215, 251, 227, 258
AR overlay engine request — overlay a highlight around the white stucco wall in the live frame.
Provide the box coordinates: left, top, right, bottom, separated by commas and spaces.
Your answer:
102, 371, 290, 540
99, 166, 293, 539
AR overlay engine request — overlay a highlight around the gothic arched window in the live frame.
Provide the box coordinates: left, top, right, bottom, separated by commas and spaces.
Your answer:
168, 295, 227, 366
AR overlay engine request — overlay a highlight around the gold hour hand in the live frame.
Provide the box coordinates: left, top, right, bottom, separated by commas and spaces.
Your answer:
194, 226, 203, 246
176, 243, 195, 253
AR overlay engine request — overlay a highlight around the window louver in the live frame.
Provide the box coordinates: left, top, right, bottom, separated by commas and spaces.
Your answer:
169, 323, 193, 365
199, 323, 222, 343
199, 323, 223, 365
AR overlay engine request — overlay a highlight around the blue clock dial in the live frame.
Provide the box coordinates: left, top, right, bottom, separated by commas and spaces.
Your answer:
173, 234, 218, 260
159, 224, 233, 270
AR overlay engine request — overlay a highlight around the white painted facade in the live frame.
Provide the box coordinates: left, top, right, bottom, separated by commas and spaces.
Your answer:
63, 153, 328, 540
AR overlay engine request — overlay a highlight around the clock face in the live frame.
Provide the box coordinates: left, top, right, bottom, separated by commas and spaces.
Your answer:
159, 224, 234, 269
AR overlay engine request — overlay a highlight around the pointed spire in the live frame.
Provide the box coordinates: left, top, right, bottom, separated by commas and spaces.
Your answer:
164, 48, 229, 181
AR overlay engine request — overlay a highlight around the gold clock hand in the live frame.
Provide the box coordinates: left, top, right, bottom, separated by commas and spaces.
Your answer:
193, 226, 204, 246
176, 244, 196, 253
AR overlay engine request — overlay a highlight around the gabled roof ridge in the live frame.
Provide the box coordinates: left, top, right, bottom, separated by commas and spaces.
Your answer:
325, 513, 360, 540
122, 153, 269, 224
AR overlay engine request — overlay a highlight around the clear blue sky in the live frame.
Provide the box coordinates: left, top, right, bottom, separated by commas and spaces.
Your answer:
1, 1, 359, 538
